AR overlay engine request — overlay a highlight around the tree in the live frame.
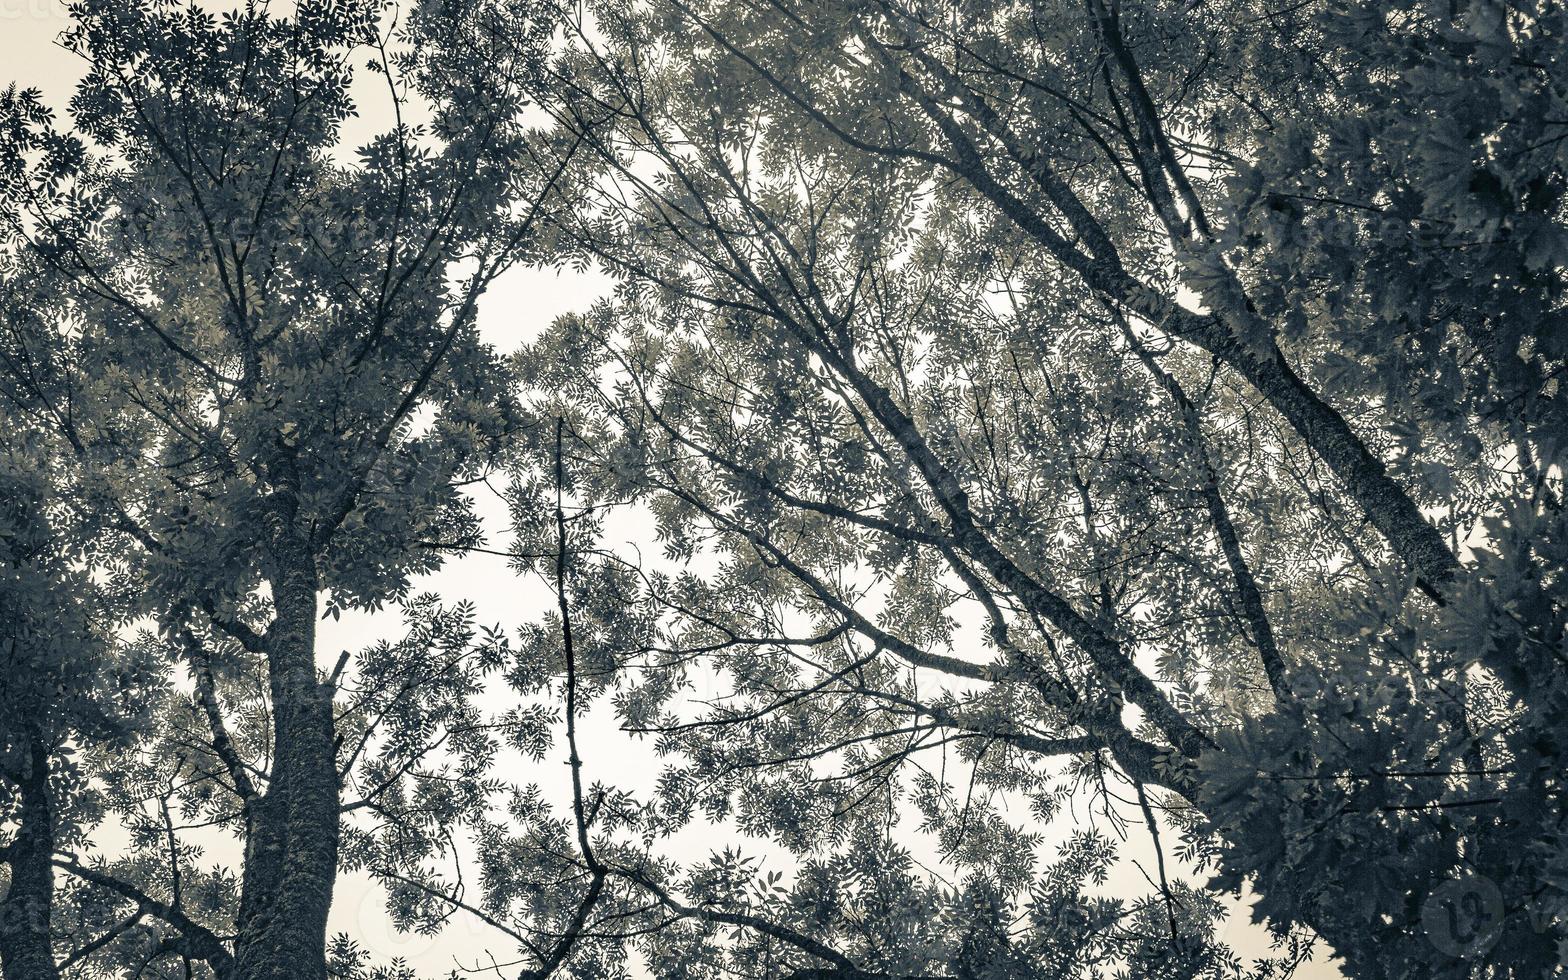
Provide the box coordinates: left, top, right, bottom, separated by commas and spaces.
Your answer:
0, 1, 549, 976
0, 407, 166, 980
427, 0, 1565, 975
4, 0, 1565, 977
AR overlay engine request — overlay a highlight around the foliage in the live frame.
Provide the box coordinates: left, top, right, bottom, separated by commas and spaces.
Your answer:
461, 0, 1567, 975
0, 0, 545, 977
3, 0, 1567, 978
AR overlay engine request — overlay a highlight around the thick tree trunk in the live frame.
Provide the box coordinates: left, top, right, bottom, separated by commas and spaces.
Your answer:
0, 741, 61, 980
231, 529, 338, 980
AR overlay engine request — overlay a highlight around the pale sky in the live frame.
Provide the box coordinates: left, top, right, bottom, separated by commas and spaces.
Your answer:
0, 3, 1347, 976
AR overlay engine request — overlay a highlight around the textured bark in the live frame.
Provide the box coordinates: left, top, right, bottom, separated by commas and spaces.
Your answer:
231, 526, 338, 980
0, 741, 61, 980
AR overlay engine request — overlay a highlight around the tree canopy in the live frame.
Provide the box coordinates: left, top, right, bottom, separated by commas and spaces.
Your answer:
0, 0, 1564, 979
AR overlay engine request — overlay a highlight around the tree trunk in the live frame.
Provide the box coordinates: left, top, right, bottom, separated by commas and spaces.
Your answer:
231, 528, 338, 980
0, 740, 61, 980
